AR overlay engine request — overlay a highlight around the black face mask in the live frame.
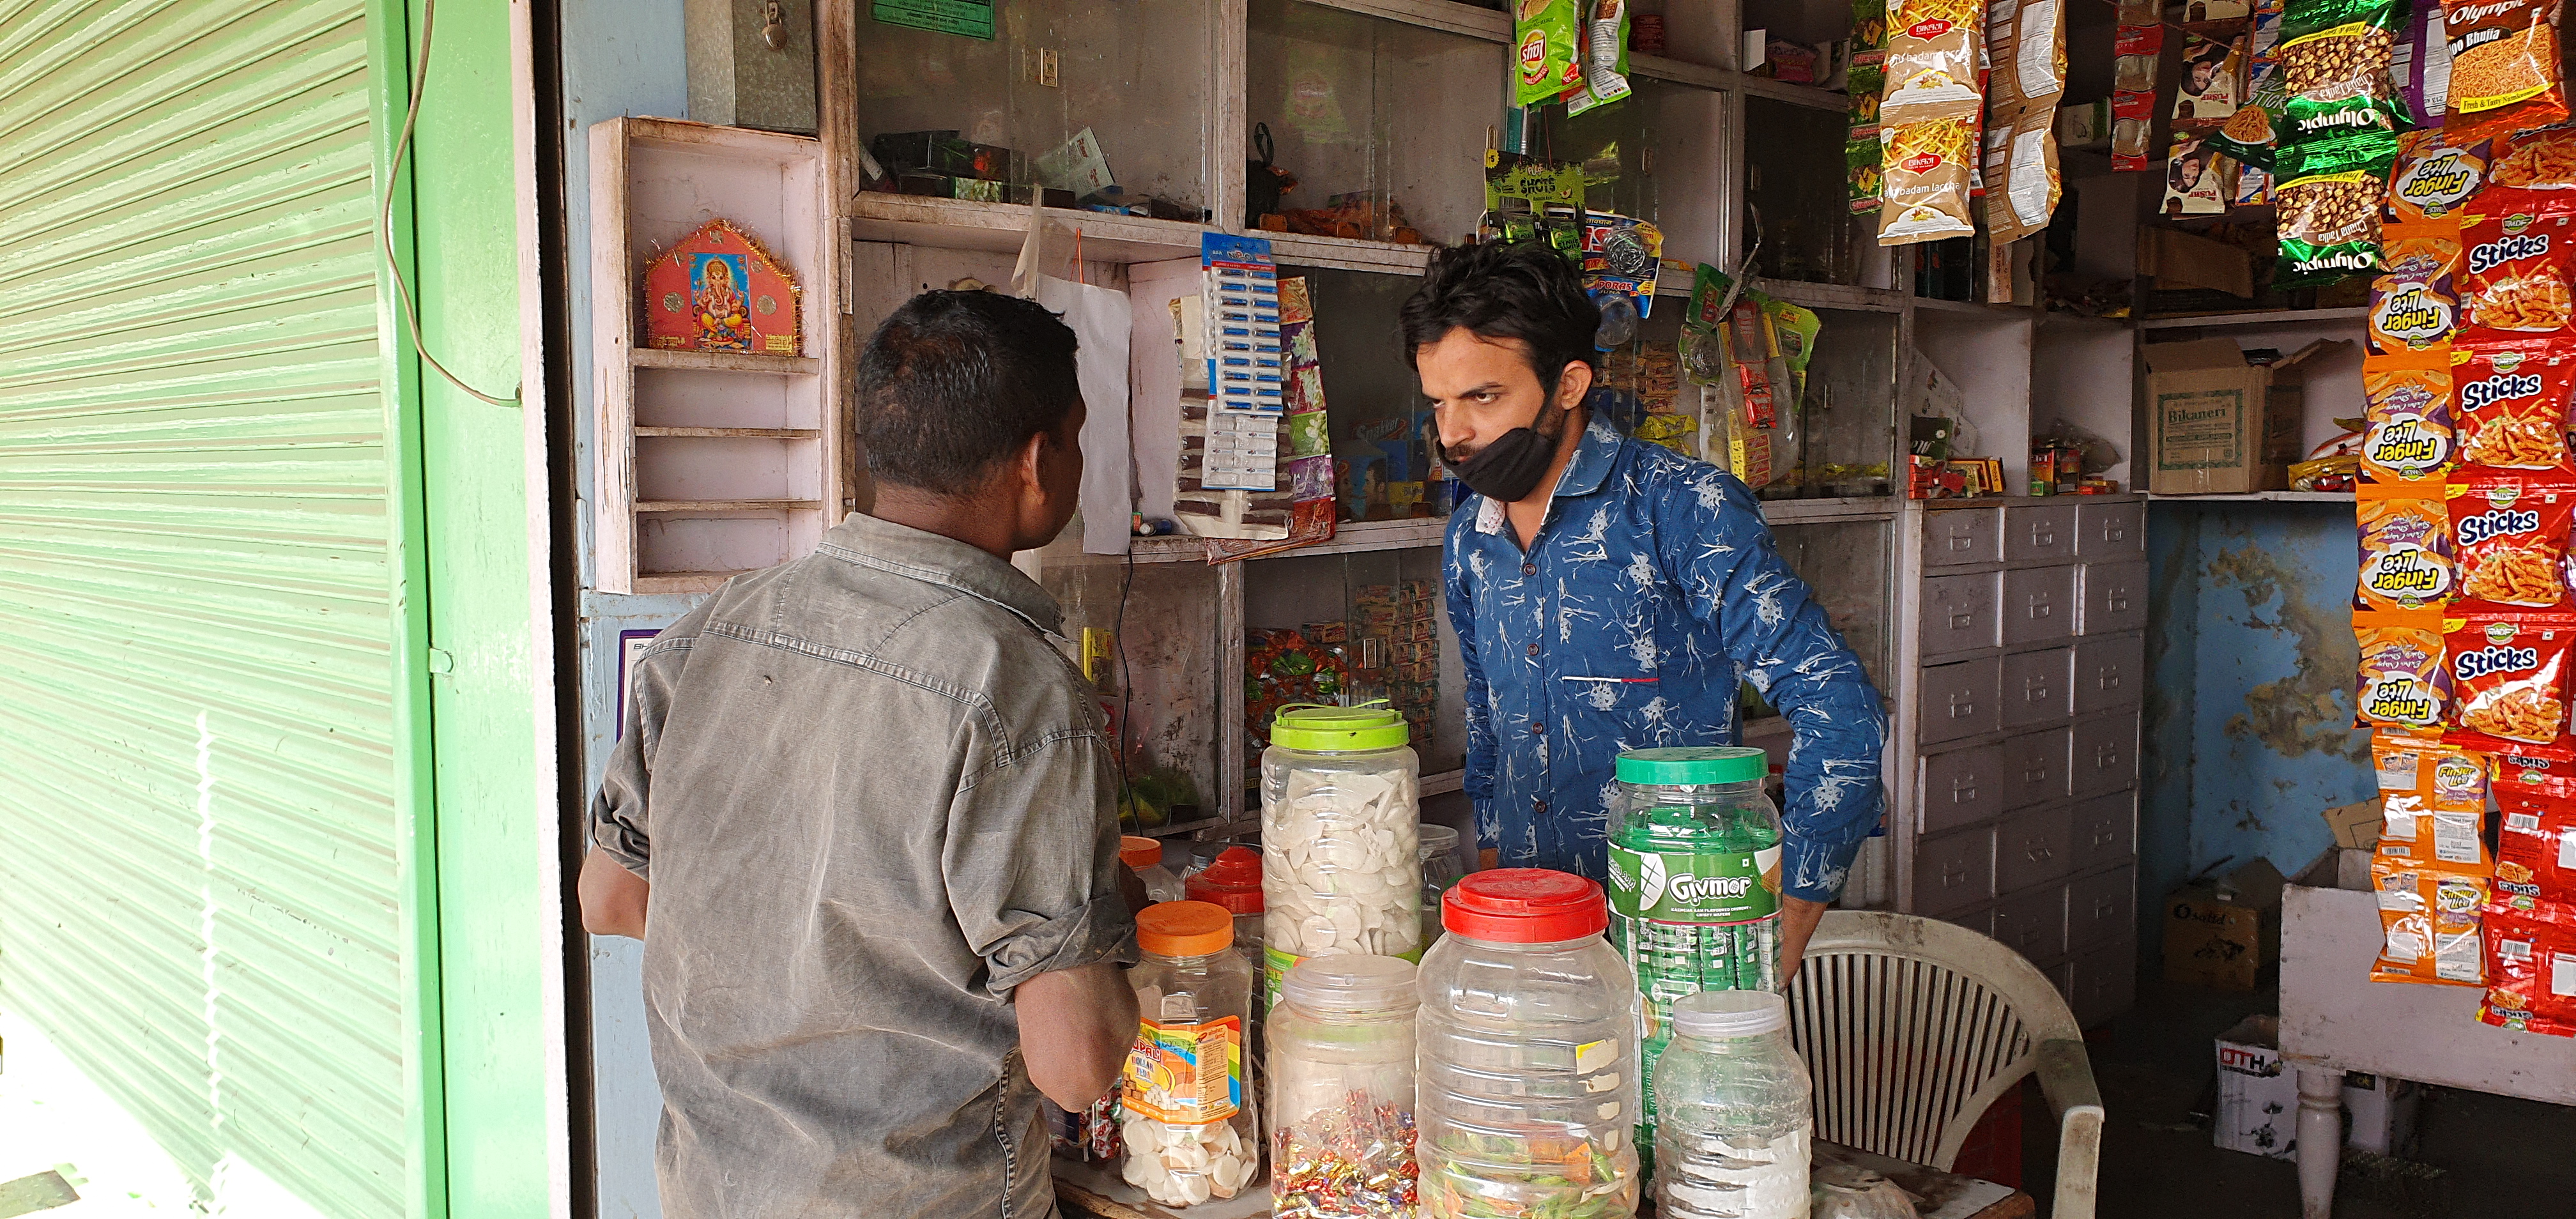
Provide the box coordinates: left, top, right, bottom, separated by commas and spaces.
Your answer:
1446, 402, 1568, 503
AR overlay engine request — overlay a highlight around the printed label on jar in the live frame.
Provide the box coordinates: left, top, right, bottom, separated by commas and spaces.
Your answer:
1606, 845, 1784, 922
1121, 1015, 1241, 1124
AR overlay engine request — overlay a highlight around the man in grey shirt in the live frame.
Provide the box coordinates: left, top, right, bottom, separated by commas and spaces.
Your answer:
581, 290, 1142, 1218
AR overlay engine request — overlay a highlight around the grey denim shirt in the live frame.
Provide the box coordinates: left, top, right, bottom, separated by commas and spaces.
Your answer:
591, 512, 1138, 1219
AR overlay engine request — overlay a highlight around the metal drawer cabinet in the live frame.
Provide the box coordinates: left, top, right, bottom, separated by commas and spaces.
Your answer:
2069, 865, 2137, 952
2002, 647, 2074, 728
2070, 791, 2138, 873
2079, 559, 2148, 636
1919, 656, 2002, 745
1993, 882, 2069, 963
1945, 905, 1996, 938
2076, 501, 2145, 557
1924, 506, 2003, 567
2001, 727, 2073, 810
2069, 938, 2138, 1029
2002, 565, 2077, 647
2069, 711, 2140, 799
1913, 824, 1997, 917
1997, 803, 2077, 893
2005, 503, 2079, 562
1919, 742, 2008, 836
2073, 634, 2146, 716
1921, 571, 2002, 659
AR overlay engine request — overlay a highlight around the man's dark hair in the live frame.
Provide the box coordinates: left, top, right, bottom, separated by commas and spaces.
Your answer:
856, 290, 1080, 491
1399, 241, 1600, 398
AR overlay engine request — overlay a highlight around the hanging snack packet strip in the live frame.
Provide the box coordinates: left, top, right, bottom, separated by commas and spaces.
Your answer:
2449, 477, 2576, 610
2458, 187, 2576, 345
2370, 224, 2464, 354
2496, 794, 2576, 909
2276, 132, 2398, 285
2442, 0, 2569, 144
2371, 855, 2491, 985
1879, 116, 1980, 243
2278, 0, 2413, 141
2487, 123, 2576, 188
2448, 611, 2576, 740
1883, 0, 1986, 123
2358, 615, 2454, 730
2358, 487, 2458, 612
2451, 342, 2576, 472
2388, 128, 2492, 222
2478, 904, 2576, 1034
2365, 349, 2457, 481
2373, 735, 2492, 863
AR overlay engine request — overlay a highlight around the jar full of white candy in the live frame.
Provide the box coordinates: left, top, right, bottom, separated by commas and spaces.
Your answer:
1121, 901, 1262, 1207
1260, 704, 1422, 1010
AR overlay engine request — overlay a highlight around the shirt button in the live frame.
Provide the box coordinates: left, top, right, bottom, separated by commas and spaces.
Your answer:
1531, 721, 1545, 736
1526, 642, 1540, 657
1533, 799, 1548, 813
1522, 562, 1537, 576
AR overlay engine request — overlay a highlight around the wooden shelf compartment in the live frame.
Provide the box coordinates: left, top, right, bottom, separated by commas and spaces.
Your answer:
632, 426, 822, 439
631, 346, 822, 374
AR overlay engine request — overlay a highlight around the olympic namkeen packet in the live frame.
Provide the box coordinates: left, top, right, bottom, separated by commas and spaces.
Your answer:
2449, 477, 2576, 610
2373, 734, 2492, 862
2458, 187, 2576, 346
2451, 342, 2576, 472
2449, 611, 2576, 742
2359, 615, 2453, 731
2370, 223, 2462, 354
2387, 128, 2490, 222
2358, 486, 2457, 612
2443, 0, 2570, 144
2280, 0, 2413, 138
2274, 130, 2398, 285
2363, 349, 2457, 481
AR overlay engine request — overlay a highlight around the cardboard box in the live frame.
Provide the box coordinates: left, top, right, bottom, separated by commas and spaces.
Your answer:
2322, 799, 2382, 851
2214, 1016, 2421, 1160
2143, 339, 2340, 495
2165, 858, 2290, 990
2138, 226, 2255, 298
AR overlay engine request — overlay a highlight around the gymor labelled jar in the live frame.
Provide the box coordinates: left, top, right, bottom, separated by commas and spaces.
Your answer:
1603, 747, 1786, 1161
1121, 902, 1261, 1208
1125, 835, 1186, 905
1262, 704, 1422, 1009
1652, 990, 1813, 1219
1417, 824, 1467, 949
1186, 845, 1268, 958
1416, 870, 1641, 1219
1267, 956, 1420, 1218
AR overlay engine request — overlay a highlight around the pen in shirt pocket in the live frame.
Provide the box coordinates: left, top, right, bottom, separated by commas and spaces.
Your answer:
1560, 675, 1659, 685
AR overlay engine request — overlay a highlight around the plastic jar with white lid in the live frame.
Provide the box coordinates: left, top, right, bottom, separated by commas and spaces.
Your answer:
1651, 990, 1813, 1219
1121, 901, 1261, 1207
1266, 954, 1420, 1218
1416, 870, 1641, 1219
1261, 704, 1422, 1010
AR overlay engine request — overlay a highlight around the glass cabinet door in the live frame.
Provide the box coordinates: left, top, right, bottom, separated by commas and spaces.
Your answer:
1036, 553, 1226, 834
1529, 77, 1729, 268
1743, 95, 1876, 286
1767, 518, 1895, 694
1793, 307, 1900, 498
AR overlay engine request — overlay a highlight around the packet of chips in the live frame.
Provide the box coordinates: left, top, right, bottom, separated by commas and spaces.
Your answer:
1878, 116, 1979, 243
2450, 477, 2576, 610
1563, 0, 1635, 116
2372, 854, 2491, 985
2494, 787, 2576, 907
2358, 489, 2457, 612
2372, 734, 2491, 861
2443, 0, 2569, 144
2279, 0, 2413, 139
2478, 904, 2576, 1034
2459, 188, 2576, 344
2453, 342, 2576, 472
2389, 128, 2492, 222
2369, 224, 2462, 353
2358, 615, 2454, 729
1883, 0, 1986, 122
2206, 59, 2291, 169
2485, 123, 2576, 189
2275, 130, 2398, 285
2450, 611, 2576, 740
1514, 0, 1584, 107
2363, 349, 2457, 481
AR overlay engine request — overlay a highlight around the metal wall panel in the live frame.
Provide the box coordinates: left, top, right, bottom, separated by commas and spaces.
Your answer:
0, 2, 406, 1216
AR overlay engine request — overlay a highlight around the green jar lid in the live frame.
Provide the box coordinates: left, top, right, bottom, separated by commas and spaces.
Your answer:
1614, 746, 1768, 786
1270, 702, 1409, 752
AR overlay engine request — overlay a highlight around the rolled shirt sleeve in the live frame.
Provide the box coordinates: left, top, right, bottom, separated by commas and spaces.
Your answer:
944, 726, 1139, 995
1668, 471, 1890, 903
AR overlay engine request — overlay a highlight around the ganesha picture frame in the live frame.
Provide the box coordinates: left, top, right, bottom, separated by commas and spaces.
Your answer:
641, 218, 803, 356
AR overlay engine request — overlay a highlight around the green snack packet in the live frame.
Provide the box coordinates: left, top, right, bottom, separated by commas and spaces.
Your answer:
1514, 0, 1583, 108
1851, 0, 1890, 56
1758, 293, 1824, 404
1847, 137, 1885, 212
2274, 129, 2400, 287
2275, 0, 2414, 144
2205, 65, 2289, 171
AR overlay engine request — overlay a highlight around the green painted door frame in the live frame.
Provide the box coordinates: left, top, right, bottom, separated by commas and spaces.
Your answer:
370, 1, 567, 1215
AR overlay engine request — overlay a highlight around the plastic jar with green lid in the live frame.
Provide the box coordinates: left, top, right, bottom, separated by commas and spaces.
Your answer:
1261, 703, 1422, 1012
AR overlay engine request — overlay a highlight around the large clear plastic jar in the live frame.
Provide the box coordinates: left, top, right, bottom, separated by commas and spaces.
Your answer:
1261, 705, 1422, 1009
1125, 835, 1187, 904
1267, 955, 1420, 1218
1652, 990, 1813, 1219
1122, 901, 1262, 1207
1416, 870, 1641, 1219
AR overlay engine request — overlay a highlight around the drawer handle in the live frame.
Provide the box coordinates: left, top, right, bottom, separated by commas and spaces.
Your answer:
1942, 861, 1972, 886
2103, 524, 2128, 543
2095, 743, 2123, 768
1947, 533, 1976, 553
1948, 693, 1980, 719
2023, 677, 2053, 701
2104, 590, 2130, 612
1950, 610, 1977, 629
2030, 525, 2057, 547
2024, 766, 2050, 783
2097, 668, 2124, 691
1951, 779, 1980, 802
2025, 844, 2055, 863
2092, 827, 2119, 847
2027, 597, 2055, 620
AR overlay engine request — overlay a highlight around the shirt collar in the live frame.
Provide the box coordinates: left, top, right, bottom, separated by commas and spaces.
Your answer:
1471, 395, 1627, 537
816, 512, 1065, 636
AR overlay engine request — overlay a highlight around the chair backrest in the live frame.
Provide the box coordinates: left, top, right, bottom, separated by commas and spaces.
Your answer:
1785, 910, 2085, 1170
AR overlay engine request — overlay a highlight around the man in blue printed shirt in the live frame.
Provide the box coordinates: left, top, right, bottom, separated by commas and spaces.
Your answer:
1406, 241, 1889, 976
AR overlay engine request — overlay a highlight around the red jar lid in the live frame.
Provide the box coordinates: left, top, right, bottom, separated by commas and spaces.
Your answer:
1442, 869, 1607, 943
1184, 846, 1265, 915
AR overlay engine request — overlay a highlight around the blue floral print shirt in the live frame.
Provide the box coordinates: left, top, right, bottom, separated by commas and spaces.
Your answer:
1443, 409, 1889, 902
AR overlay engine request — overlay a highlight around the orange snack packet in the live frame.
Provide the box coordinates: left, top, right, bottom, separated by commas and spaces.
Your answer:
2358, 618, 2452, 731
2453, 342, 2576, 473
2449, 611, 2576, 742
2363, 349, 2456, 482
2448, 476, 2576, 610
2371, 852, 2490, 985
2369, 224, 2462, 355
2357, 487, 2456, 612
2370, 735, 2492, 868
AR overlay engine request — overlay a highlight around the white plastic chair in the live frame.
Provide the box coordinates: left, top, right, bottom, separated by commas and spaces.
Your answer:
1786, 910, 2106, 1219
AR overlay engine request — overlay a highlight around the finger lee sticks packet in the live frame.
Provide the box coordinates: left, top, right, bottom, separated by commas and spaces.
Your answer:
2387, 128, 2491, 222
2451, 342, 2576, 473
2358, 486, 2458, 612
2450, 611, 2576, 742
2449, 476, 2576, 611
2359, 615, 2453, 730
2458, 187, 2576, 344
2370, 223, 2463, 353
2363, 349, 2458, 480
2373, 735, 2492, 862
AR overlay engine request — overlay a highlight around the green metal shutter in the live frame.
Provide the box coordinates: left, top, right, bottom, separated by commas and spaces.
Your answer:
0, 3, 410, 1217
